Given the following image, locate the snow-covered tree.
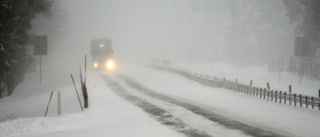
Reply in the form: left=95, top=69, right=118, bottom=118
left=283, top=0, right=320, bottom=57
left=0, top=0, right=52, bottom=97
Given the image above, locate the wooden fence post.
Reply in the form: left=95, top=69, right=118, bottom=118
left=243, top=85, right=249, bottom=94
left=221, top=80, right=224, bottom=88
left=235, top=79, right=238, bottom=92
left=264, top=88, right=266, bottom=99
left=234, top=83, right=237, bottom=91
left=223, top=77, right=225, bottom=88
left=243, top=85, right=245, bottom=94
left=225, top=82, right=228, bottom=89
left=267, top=82, right=270, bottom=90
left=241, top=85, right=243, bottom=93
left=231, top=82, right=233, bottom=91
left=271, top=90, right=273, bottom=101
left=279, top=91, right=282, bottom=104
left=260, top=88, right=262, bottom=98
left=311, top=97, right=314, bottom=109
left=275, top=90, right=278, bottom=103
left=293, top=94, right=297, bottom=106
left=244, top=85, right=246, bottom=93
left=252, top=87, right=255, bottom=96
left=284, top=92, right=287, bottom=104
left=214, top=76, right=217, bottom=87
left=305, top=96, right=308, bottom=108
left=299, top=94, right=302, bottom=107
left=289, top=85, right=292, bottom=106
left=249, top=81, right=252, bottom=95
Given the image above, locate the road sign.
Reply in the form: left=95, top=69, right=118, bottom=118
left=33, top=35, right=47, bottom=55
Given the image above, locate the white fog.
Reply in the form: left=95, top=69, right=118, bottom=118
left=1, top=1, right=320, bottom=137
left=30, top=0, right=295, bottom=66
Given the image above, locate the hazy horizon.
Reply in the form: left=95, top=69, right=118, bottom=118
left=30, top=0, right=296, bottom=67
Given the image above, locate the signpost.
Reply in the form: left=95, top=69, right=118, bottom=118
left=33, top=35, right=47, bottom=84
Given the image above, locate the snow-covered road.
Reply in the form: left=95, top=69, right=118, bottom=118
left=1, top=63, right=320, bottom=137
left=115, top=64, right=320, bottom=137
left=103, top=73, right=284, bottom=137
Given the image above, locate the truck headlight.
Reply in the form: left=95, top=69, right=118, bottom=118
left=94, top=62, right=98, bottom=68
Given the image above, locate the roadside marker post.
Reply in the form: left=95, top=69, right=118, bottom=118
left=45, top=91, right=54, bottom=117
left=71, top=74, right=84, bottom=111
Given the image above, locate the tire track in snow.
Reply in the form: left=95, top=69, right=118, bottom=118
left=116, top=74, right=286, bottom=137
left=113, top=77, right=253, bottom=137
left=102, top=75, right=211, bottom=137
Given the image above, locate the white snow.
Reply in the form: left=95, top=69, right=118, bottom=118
left=0, top=64, right=183, bottom=137
left=117, top=63, right=320, bottom=137
left=1, top=61, right=320, bottom=137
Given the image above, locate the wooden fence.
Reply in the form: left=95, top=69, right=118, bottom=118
left=154, top=66, right=320, bottom=110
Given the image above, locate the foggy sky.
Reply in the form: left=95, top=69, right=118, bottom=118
left=30, top=0, right=295, bottom=67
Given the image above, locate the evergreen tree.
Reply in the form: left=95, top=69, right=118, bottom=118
left=283, top=0, right=320, bottom=57
left=0, top=0, right=52, bottom=97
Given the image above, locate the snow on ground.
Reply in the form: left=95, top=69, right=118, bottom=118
left=1, top=61, right=320, bottom=137
left=117, top=63, right=320, bottom=137
left=0, top=63, right=184, bottom=137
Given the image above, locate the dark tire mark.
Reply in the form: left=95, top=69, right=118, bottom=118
left=102, top=75, right=211, bottom=137
left=116, top=74, right=286, bottom=137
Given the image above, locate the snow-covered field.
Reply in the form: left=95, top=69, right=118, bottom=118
left=1, top=61, right=320, bottom=137
left=0, top=63, right=183, bottom=137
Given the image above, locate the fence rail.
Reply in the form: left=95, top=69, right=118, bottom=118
left=153, top=66, right=320, bottom=110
